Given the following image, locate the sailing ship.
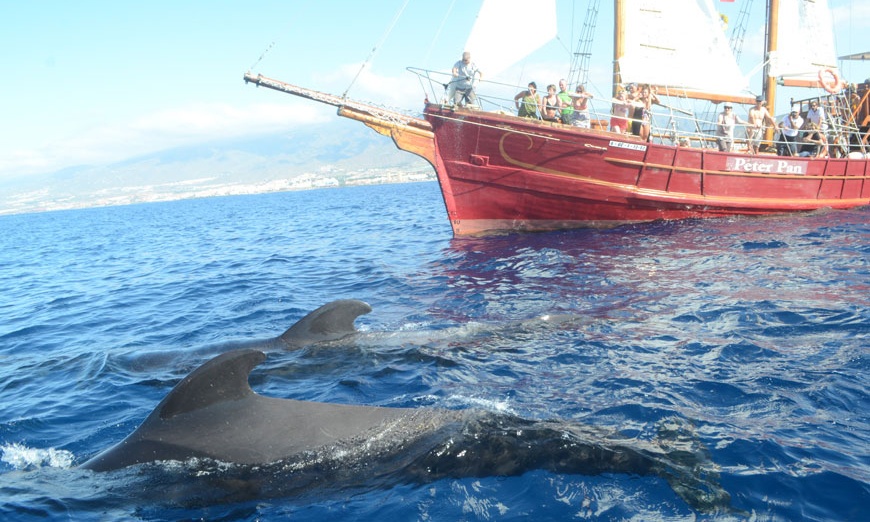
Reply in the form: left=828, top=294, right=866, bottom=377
left=245, top=0, right=870, bottom=236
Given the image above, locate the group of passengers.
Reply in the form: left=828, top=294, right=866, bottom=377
left=512, top=79, right=662, bottom=140
left=449, top=51, right=834, bottom=158
left=776, top=102, right=829, bottom=158
left=448, top=51, right=597, bottom=128
left=513, top=79, right=595, bottom=128
left=608, top=83, right=659, bottom=140
left=716, top=96, right=829, bottom=158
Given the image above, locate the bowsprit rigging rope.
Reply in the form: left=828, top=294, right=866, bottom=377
left=249, top=40, right=277, bottom=72
left=422, top=0, right=458, bottom=69
left=342, top=0, right=411, bottom=99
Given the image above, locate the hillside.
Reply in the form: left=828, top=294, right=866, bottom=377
left=0, top=120, right=433, bottom=215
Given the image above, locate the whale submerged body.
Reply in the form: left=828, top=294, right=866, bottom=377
left=201, top=298, right=594, bottom=353
left=83, top=348, right=730, bottom=511
left=119, top=298, right=599, bottom=375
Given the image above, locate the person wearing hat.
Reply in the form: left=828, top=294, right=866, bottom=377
left=716, top=102, right=748, bottom=152
left=747, top=96, right=776, bottom=154
left=778, top=106, right=804, bottom=156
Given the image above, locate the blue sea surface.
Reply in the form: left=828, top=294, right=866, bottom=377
left=0, top=181, right=867, bottom=520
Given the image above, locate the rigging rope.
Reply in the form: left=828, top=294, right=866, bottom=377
left=342, top=0, right=412, bottom=99
left=422, top=0, right=458, bottom=69
left=249, top=40, right=277, bottom=72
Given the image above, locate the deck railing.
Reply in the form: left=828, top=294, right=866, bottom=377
left=408, top=67, right=870, bottom=159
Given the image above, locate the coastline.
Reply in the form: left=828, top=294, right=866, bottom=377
left=0, top=165, right=434, bottom=216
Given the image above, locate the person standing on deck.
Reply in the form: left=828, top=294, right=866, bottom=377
left=514, top=82, right=541, bottom=119
left=610, top=89, right=631, bottom=134
left=571, top=84, right=594, bottom=128
left=541, top=84, right=562, bottom=122
left=451, top=52, right=481, bottom=107
left=716, top=104, right=747, bottom=152
left=557, top=79, right=574, bottom=124
left=637, top=84, right=659, bottom=141
left=627, top=83, right=643, bottom=136
left=747, top=96, right=776, bottom=154
left=778, top=108, right=804, bottom=156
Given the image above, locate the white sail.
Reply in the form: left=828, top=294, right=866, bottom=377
left=768, top=0, right=838, bottom=80
left=463, top=0, right=557, bottom=80
left=617, top=0, right=749, bottom=97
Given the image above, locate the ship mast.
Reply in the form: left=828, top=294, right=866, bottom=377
left=763, top=0, right=779, bottom=114
left=761, top=0, right=780, bottom=145
left=613, top=0, right=626, bottom=97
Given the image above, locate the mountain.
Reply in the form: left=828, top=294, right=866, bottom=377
left=0, top=120, right=433, bottom=215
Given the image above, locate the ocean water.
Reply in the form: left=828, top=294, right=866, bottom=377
left=0, top=181, right=867, bottom=521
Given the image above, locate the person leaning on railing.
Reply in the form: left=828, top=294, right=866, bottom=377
left=450, top=51, right=481, bottom=107
left=800, top=121, right=828, bottom=158
left=570, top=84, right=594, bottom=128
left=514, top=82, right=541, bottom=119
left=778, top=108, right=804, bottom=156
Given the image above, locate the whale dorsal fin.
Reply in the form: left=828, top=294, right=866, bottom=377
left=155, top=349, right=266, bottom=420
left=279, top=299, right=372, bottom=347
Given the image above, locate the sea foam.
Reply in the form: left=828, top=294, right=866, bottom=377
left=1, top=443, right=75, bottom=470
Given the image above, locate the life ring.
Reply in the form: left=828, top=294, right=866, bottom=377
left=818, top=68, right=841, bottom=94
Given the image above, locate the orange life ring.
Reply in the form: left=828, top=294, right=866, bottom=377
left=818, top=68, right=841, bottom=94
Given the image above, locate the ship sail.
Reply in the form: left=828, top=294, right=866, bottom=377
left=463, top=0, right=557, bottom=80
left=616, top=0, right=749, bottom=99
left=768, top=0, right=839, bottom=85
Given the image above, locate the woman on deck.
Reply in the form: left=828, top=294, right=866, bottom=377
left=610, top=90, right=631, bottom=134
left=637, top=84, right=659, bottom=141
left=514, top=82, right=541, bottom=119
left=541, top=84, right=561, bottom=123
left=571, top=84, right=594, bottom=128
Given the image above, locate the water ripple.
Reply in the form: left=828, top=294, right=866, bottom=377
left=0, top=185, right=867, bottom=520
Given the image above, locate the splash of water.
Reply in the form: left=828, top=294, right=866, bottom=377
left=1, top=443, right=75, bottom=470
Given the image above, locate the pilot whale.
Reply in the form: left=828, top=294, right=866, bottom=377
left=118, top=298, right=596, bottom=374
left=113, top=299, right=373, bottom=372
left=246, top=298, right=587, bottom=351
left=82, top=349, right=730, bottom=512
left=267, top=298, right=596, bottom=354
left=238, top=298, right=374, bottom=349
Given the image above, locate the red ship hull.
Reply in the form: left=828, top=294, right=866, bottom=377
left=424, top=104, right=870, bottom=236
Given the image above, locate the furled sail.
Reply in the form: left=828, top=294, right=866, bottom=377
left=768, top=0, right=838, bottom=83
left=617, top=0, right=749, bottom=98
left=463, top=0, right=557, bottom=80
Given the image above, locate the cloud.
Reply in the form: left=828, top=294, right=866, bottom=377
left=0, top=64, right=438, bottom=181
left=127, top=102, right=326, bottom=143
left=313, top=61, right=428, bottom=111
left=0, top=102, right=330, bottom=179
left=831, top=2, right=870, bottom=30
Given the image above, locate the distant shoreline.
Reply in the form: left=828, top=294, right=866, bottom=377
left=0, top=168, right=434, bottom=216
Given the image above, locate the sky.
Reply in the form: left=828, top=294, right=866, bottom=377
left=2, top=0, right=869, bottom=182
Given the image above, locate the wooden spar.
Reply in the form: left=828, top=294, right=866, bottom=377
left=243, top=72, right=435, bottom=166
left=764, top=0, right=780, bottom=113
left=761, top=0, right=780, bottom=145
left=651, top=87, right=757, bottom=106
left=336, top=106, right=436, bottom=166
left=613, top=0, right=625, bottom=97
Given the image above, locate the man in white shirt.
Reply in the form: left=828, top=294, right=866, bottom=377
left=778, top=109, right=804, bottom=156
left=806, top=100, right=826, bottom=130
